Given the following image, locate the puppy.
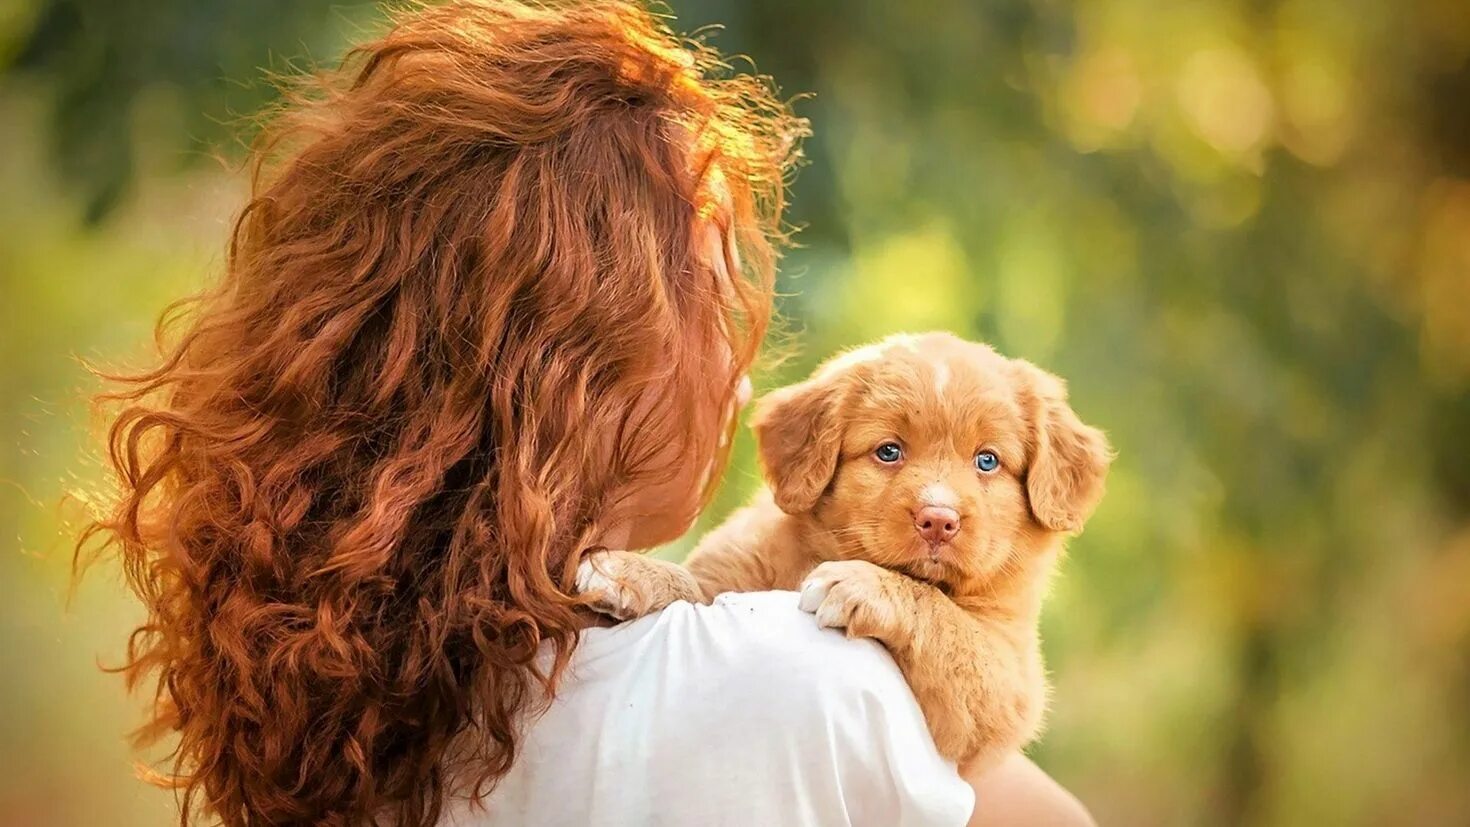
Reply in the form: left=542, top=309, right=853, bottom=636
left=579, top=332, right=1111, bottom=768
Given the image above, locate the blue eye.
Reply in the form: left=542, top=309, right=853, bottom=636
left=974, top=450, right=1000, bottom=473
left=875, top=442, right=903, bottom=463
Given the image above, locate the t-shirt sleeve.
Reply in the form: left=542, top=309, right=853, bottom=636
left=703, top=591, right=976, bottom=827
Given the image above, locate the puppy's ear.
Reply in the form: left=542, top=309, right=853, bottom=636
left=751, top=375, right=844, bottom=514
left=1019, top=364, right=1113, bottom=533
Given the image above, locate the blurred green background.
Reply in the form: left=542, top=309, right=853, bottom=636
left=3, top=0, right=1469, bottom=824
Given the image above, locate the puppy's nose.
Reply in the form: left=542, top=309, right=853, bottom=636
left=914, top=505, right=960, bottom=545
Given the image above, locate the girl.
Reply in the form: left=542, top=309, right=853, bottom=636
left=84, top=2, right=1090, bottom=825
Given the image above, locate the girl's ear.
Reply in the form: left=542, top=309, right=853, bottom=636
left=751, top=374, right=844, bottom=514
left=1018, top=363, right=1114, bottom=533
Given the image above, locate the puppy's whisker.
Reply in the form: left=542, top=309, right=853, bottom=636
left=828, top=525, right=891, bottom=541
left=830, top=521, right=892, bottom=535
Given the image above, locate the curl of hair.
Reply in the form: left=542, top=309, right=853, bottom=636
left=77, top=2, right=805, bottom=824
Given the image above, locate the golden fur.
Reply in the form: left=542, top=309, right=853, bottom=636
left=583, top=331, right=1112, bottom=767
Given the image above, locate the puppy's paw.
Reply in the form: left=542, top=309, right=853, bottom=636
left=576, top=550, right=704, bottom=622
left=799, top=560, right=911, bottom=643
left=576, top=553, right=638, bottom=621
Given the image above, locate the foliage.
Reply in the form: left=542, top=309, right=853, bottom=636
left=6, top=0, right=379, bottom=219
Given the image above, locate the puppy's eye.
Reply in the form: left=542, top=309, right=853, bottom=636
left=874, top=442, right=903, bottom=464
left=974, top=450, right=1000, bottom=473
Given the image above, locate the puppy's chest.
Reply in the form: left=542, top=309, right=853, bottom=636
left=760, top=513, right=918, bottom=593
left=742, top=513, right=844, bottom=591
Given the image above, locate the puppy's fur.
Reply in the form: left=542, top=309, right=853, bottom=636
left=582, top=332, right=1111, bottom=767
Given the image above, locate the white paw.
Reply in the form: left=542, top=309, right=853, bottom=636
left=798, top=560, right=899, bottom=637
left=798, top=576, right=831, bottom=614
left=576, top=552, right=638, bottom=621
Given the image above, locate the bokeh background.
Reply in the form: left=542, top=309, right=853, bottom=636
left=3, top=0, right=1469, bottom=824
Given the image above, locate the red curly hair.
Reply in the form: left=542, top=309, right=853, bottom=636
left=78, top=2, right=805, bottom=823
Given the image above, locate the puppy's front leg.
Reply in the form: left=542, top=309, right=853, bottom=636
left=799, top=560, right=1044, bottom=767
left=576, top=550, right=707, bottom=621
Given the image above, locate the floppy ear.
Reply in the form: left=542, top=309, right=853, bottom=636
left=751, top=375, right=844, bottom=514
left=1021, top=365, right=1113, bottom=533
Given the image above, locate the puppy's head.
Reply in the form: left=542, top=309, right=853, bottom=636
left=753, top=332, right=1112, bottom=590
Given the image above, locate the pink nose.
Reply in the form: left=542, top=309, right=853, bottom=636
left=914, top=506, right=960, bottom=545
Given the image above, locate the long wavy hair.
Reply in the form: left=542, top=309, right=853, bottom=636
left=77, top=2, right=805, bottom=823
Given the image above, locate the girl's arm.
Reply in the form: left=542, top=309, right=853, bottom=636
left=965, top=753, right=1097, bottom=827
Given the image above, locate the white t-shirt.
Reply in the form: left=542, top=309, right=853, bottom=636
left=443, top=590, right=974, bottom=827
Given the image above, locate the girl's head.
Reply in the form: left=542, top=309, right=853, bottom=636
left=82, top=2, right=805, bottom=824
